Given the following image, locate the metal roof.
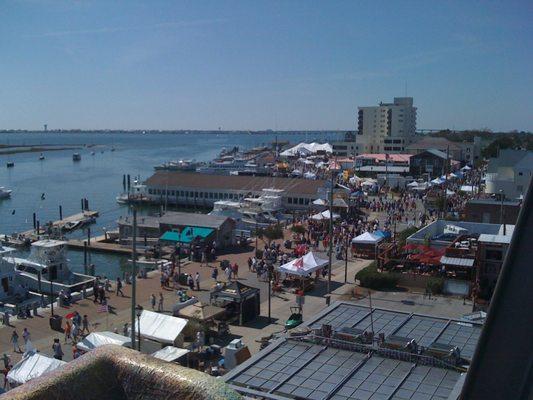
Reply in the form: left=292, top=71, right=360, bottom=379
left=225, top=301, right=481, bottom=400
left=477, top=234, right=512, bottom=244
left=440, top=256, right=475, bottom=267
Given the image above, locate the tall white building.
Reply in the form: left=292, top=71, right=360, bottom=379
left=356, top=97, right=417, bottom=154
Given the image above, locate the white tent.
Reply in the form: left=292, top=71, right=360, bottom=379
left=310, top=210, right=340, bottom=221
left=135, top=310, right=188, bottom=345
left=461, top=165, right=472, bottom=171
left=312, top=198, right=327, bottom=206
left=76, top=331, right=131, bottom=352
left=151, top=346, right=190, bottom=362
left=446, top=189, right=455, bottom=196
left=407, top=181, right=419, bottom=188
left=303, top=171, right=317, bottom=180
left=7, top=353, right=66, bottom=386
left=280, top=142, right=333, bottom=157
left=349, top=175, right=362, bottom=184
left=277, top=252, right=329, bottom=276
left=352, top=232, right=383, bottom=244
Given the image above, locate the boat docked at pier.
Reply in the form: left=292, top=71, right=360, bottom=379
left=208, top=188, right=286, bottom=229
left=154, top=159, right=201, bottom=171
left=0, top=246, right=29, bottom=303
left=0, top=187, right=12, bottom=199
left=4, top=240, right=94, bottom=296
left=116, top=178, right=150, bottom=204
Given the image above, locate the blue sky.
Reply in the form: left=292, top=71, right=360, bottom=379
left=1, top=1, right=532, bottom=131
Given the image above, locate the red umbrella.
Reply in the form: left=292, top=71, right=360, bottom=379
left=65, top=312, right=76, bottom=319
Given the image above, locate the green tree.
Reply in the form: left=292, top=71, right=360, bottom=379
left=258, top=224, right=284, bottom=245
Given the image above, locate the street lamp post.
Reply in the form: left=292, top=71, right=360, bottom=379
left=135, top=305, right=143, bottom=351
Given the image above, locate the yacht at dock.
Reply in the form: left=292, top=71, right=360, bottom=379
left=0, top=187, right=12, bottom=199
left=4, top=240, right=95, bottom=296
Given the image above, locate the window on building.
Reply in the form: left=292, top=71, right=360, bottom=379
left=288, top=197, right=293, bottom=204
left=519, top=172, right=523, bottom=176
left=299, top=198, right=304, bottom=205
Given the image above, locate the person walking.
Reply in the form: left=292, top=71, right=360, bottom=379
left=150, top=294, right=156, bottom=310
left=81, top=315, right=90, bottom=335
left=232, top=262, right=239, bottom=279
left=157, top=292, right=164, bottom=312
left=2, top=354, right=10, bottom=370
left=116, top=278, right=124, bottom=297
left=195, top=272, right=200, bottom=291
left=10, top=331, right=22, bottom=353
left=225, top=265, right=232, bottom=282
left=211, top=267, right=219, bottom=282
left=52, top=339, right=64, bottom=360
left=22, top=328, right=30, bottom=345
left=64, top=320, right=72, bottom=343
left=187, top=274, right=194, bottom=290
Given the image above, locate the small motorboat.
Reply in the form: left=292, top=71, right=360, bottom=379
left=39, top=154, right=45, bottom=160
left=91, top=151, right=95, bottom=156
left=72, top=153, right=81, bottom=161
left=62, top=220, right=83, bottom=232
left=6, top=162, right=14, bottom=168
left=0, top=187, right=12, bottom=199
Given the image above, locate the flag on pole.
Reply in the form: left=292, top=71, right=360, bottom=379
left=97, top=304, right=108, bottom=313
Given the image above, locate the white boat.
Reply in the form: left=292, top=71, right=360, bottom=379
left=0, top=187, right=12, bottom=199
left=39, top=154, right=45, bottom=160
left=0, top=246, right=29, bottom=302
left=208, top=188, right=285, bottom=229
left=154, top=159, right=200, bottom=171
left=116, top=179, right=149, bottom=204
left=4, top=240, right=95, bottom=296
left=73, top=153, right=81, bottom=161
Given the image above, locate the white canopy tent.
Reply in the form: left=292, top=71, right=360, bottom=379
left=7, top=353, right=66, bottom=386
left=76, top=331, right=132, bottom=352
left=134, top=310, right=189, bottom=345
left=151, top=346, right=190, bottom=362
left=277, top=252, right=329, bottom=276
left=461, top=165, right=472, bottom=171
left=310, top=210, right=340, bottom=221
left=352, top=232, right=383, bottom=245
left=280, top=142, right=333, bottom=157
left=407, top=181, right=419, bottom=188
left=312, top=198, right=327, bottom=206
left=460, top=185, right=476, bottom=193
left=446, top=189, right=455, bottom=196
left=303, top=171, right=317, bottom=180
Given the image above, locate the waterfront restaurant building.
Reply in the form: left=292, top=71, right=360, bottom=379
left=143, top=171, right=328, bottom=210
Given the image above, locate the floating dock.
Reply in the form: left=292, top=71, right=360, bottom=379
left=1, top=210, right=99, bottom=247
left=67, top=234, right=146, bottom=255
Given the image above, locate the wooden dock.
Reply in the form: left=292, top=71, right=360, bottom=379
left=67, top=234, right=145, bottom=255
left=1, top=210, right=99, bottom=247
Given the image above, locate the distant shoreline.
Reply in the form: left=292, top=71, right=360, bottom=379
left=0, top=145, right=83, bottom=155
left=0, top=130, right=342, bottom=135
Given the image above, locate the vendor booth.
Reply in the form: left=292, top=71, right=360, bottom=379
left=310, top=210, right=340, bottom=221
left=352, top=232, right=383, bottom=258
left=210, top=281, right=260, bottom=325
left=134, top=310, right=189, bottom=347
left=7, top=353, right=66, bottom=387
left=76, top=331, right=131, bottom=353
left=151, top=346, right=190, bottom=364
left=277, top=251, right=329, bottom=291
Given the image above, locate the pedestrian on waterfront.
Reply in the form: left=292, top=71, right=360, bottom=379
left=225, top=266, right=232, bottom=281
left=22, top=328, right=30, bottom=345
left=52, top=339, right=64, bottom=361
left=195, top=272, right=200, bottom=291
left=158, top=292, right=164, bottom=312
left=232, top=263, right=239, bottom=279
left=2, top=354, right=10, bottom=370
left=99, top=286, right=106, bottom=304
left=123, top=323, right=129, bottom=337
left=116, top=278, right=124, bottom=297
left=104, top=276, right=111, bottom=292
left=93, top=281, right=99, bottom=303
left=187, top=274, right=194, bottom=290
left=72, top=323, right=79, bottom=343
left=72, top=345, right=81, bottom=359
left=10, top=331, right=22, bottom=353
left=73, top=311, right=82, bottom=327
left=64, top=320, right=72, bottom=343
left=211, top=267, right=219, bottom=282
left=150, top=294, right=156, bottom=310
left=247, top=257, right=252, bottom=271
left=82, top=315, right=90, bottom=335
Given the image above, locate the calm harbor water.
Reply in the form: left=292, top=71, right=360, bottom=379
left=0, top=131, right=341, bottom=279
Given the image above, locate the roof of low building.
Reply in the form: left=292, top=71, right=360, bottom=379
left=145, top=171, right=326, bottom=195
left=160, top=226, right=215, bottom=243
left=478, top=233, right=512, bottom=244
left=407, top=136, right=467, bottom=151
left=159, top=211, right=230, bottom=229
left=440, top=256, right=475, bottom=267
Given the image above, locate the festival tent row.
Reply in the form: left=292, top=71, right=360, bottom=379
left=351, top=232, right=384, bottom=258
left=7, top=353, right=66, bottom=387
left=277, top=251, right=329, bottom=277
left=76, top=331, right=131, bottom=352
left=280, top=142, right=333, bottom=157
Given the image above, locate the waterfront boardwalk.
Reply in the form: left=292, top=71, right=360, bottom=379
left=0, top=227, right=472, bottom=369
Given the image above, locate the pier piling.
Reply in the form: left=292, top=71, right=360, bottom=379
left=59, top=205, right=63, bottom=220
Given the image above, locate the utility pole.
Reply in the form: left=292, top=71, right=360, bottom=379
left=344, top=234, right=348, bottom=283
left=131, top=207, right=137, bottom=350
left=327, top=168, right=334, bottom=301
